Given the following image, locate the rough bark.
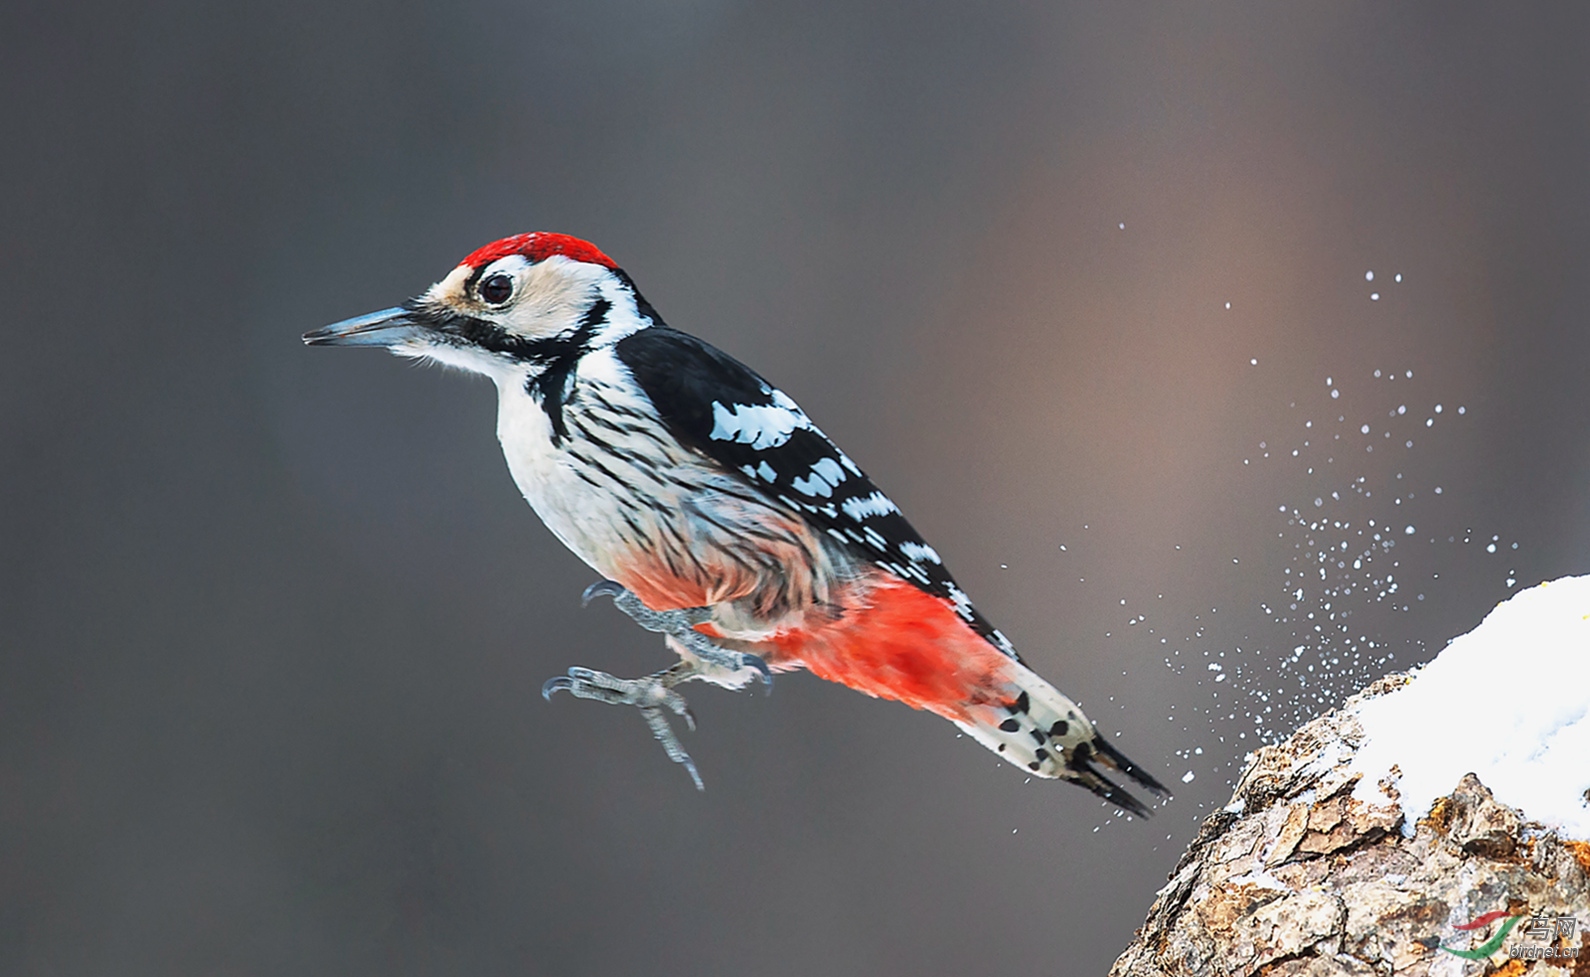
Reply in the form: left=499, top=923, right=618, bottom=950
left=1109, top=674, right=1590, bottom=976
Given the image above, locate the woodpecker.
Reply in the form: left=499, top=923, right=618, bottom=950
left=305, top=232, right=1169, bottom=815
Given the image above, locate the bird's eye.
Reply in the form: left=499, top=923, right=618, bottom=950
left=480, top=273, right=514, bottom=305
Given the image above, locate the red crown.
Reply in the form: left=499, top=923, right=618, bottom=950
left=460, top=232, right=617, bottom=271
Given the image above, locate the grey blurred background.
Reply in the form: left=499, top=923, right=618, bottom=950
left=3, top=3, right=1589, bottom=974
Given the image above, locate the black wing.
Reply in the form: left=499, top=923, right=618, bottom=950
left=613, top=326, right=1020, bottom=662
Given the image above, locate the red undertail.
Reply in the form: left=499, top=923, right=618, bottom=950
left=765, top=574, right=1019, bottom=722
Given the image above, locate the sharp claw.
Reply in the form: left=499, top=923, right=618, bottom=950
left=655, top=687, right=693, bottom=721
left=581, top=579, right=626, bottom=606
left=640, top=705, right=705, bottom=790
left=543, top=666, right=706, bottom=784
left=742, top=653, right=774, bottom=694
left=552, top=582, right=769, bottom=788
left=583, top=582, right=718, bottom=639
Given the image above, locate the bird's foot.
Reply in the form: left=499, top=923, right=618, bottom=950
left=550, top=582, right=775, bottom=787
left=582, top=579, right=772, bottom=692
left=542, top=664, right=704, bottom=790
left=581, top=579, right=710, bottom=632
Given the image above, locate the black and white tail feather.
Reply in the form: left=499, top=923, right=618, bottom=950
left=961, top=662, right=1171, bottom=818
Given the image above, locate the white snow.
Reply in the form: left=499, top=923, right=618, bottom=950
left=1350, top=575, right=1590, bottom=840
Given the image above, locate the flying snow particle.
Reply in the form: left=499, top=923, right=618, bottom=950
left=1182, top=770, right=1196, bottom=784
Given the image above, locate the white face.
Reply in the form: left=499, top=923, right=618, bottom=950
left=304, top=240, right=638, bottom=382
left=426, top=253, right=615, bottom=341
left=383, top=252, right=620, bottom=378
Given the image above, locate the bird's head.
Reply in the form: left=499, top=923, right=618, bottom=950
left=304, top=232, right=654, bottom=377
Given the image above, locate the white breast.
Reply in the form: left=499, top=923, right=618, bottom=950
left=494, top=380, right=581, bottom=547
left=491, top=349, right=695, bottom=578
left=492, top=347, right=849, bottom=625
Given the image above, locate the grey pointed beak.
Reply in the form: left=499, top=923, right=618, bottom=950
left=303, top=307, right=428, bottom=347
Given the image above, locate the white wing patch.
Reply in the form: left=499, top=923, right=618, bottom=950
left=840, top=490, right=899, bottom=521
left=898, top=540, right=942, bottom=565
left=790, top=475, right=827, bottom=497
left=741, top=460, right=778, bottom=482
left=944, top=581, right=976, bottom=622
left=709, top=389, right=812, bottom=450
left=811, top=457, right=845, bottom=485
left=791, top=456, right=848, bottom=498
